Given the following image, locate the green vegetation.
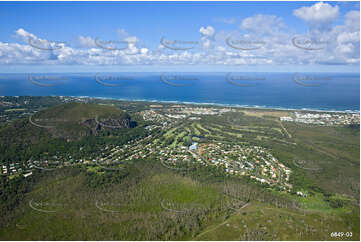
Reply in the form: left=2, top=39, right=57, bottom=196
left=0, top=102, right=145, bottom=164
left=1, top=160, right=358, bottom=240
left=0, top=97, right=359, bottom=240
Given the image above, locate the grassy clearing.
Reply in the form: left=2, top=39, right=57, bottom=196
left=191, top=123, right=201, bottom=136
left=170, top=131, right=187, bottom=148
left=195, top=201, right=359, bottom=241
left=196, top=123, right=211, bottom=134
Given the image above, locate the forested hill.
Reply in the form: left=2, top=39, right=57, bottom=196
left=0, top=102, right=136, bottom=143
left=0, top=102, right=144, bottom=163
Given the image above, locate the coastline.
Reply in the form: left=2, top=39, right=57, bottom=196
left=71, top=95, right=360, bottom=114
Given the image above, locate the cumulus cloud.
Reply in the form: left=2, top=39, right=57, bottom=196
left=199, top=26, right=216, bottom=49
left=293, top=1, right=340, bottom=33
left=344, top=10, right=360, bottom=31
left=15, top=28, right=37, bottom=42
left=0, top=9, right=358, bottom=69
left=117, top=28, right=138, bottom=43
left=241, top=14, right=285, bottom=35
left=330, top=10, right=360, bottom=63
left=200, top=26, right=215, bottom=37
left=78, top=36, right=96, bottom=48
left=0, top=3, right=357, bottom=68
left=293, top=2, right=339, bottom=24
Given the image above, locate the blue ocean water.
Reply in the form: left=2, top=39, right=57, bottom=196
left=0, top=72, right=359, bottom=112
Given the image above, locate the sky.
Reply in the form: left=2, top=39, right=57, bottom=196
left=0, top=1, right=359, bottom=73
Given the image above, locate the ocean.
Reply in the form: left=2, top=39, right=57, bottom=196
left=0, top=72, right=359, bottom=112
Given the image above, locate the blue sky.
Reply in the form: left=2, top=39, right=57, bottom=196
left=0, top=1, right=359, bottom=72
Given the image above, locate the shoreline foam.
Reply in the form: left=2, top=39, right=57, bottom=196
left=68, top=95, right=360, bottom=114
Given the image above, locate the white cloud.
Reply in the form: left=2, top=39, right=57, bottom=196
left=241, top=14, right=285, bottom=35
left=78, top=36, right=96, bottom=48
left=293, top=2, right=339, bottom=24
left=0, top=18, right=358, bottom=67
left=124, top=36, right=138, bottom=44
left=337, top=32, right=359, bottom=44
left=15, top=28, right=37, bottom=42
left=344, top=10, right=360, bottom=31
left=199, top=26, right=216, bottom=49
left=200, top=26, right=215, bottom=37
left=117, top=28, right=138, bottom=43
